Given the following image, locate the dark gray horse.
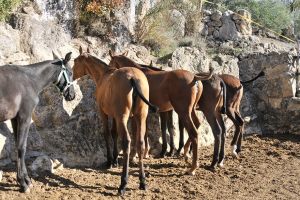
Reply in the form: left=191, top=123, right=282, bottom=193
left=0, top=52, right=75, bottom=193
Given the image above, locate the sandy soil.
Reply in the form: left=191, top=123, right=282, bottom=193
left=0, top=133, right=299, bottom=200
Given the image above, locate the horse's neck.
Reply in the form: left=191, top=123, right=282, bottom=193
left=26, top=61, right=59, bottom=93
left=85, top=59, right=111, bottom=84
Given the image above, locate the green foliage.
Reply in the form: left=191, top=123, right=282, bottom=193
left=213, top=0, right=292, bottom=33
left=136, top=0, right=200, bottom=57
left=0, top=0, right=21, bottom=21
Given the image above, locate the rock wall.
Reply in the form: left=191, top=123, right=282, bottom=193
left=239, top=52, right=300, bottom=135
left=1, top=1, right=299, bottom=169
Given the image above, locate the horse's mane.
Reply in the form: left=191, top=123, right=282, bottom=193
left=89, top=54, right=110, bottom=67
left=139, top=64, right=165, bottom=72
left=117, top=55, right=164, bottom=72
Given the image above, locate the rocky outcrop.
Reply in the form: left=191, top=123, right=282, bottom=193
left=203, top=9, right=252, bottom=41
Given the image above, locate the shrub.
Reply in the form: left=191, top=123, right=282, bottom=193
left=0, top=0, right=21, bottom=21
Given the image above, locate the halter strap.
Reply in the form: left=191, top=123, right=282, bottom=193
left=54, top=60, right=73, bottom=93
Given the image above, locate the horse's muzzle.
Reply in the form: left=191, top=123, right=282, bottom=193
left=63, top=85, right=76, bottom=101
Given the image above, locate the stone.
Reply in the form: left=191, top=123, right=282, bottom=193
left=211, top=10, right=222, bottom=21
left=219, top=11, right=240, bottom=41
left=30, top=155, right=54, bottom=174
left=170, top=47, right=210, bottom=72
left=169, top=9, right=186, bottom=38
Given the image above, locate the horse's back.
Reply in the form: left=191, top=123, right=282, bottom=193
left=98, top=67, right=149, bottom=117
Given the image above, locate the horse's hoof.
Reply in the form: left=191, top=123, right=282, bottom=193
left=28, top=183, right=34, bottom=189
left=231, top=145, right=239, bottom=158
left=144, top=153, right=150, bottom=159
left=166, top=150, right=175, bottom=157
left=105, top=162, right=112, bottom=169
left=112, top=161, right=118, bottom=168
left=157, top=152, right=166, bottom=158
left=139, top=182, right=147, bottom=190
left=208, top=165, right=217, bottom=172
left=218, top=159, right=225, bottom=168
left=21, top=186, right=30, bottom=193
left=185, top=169, right=196, bottom=176
left=118, top=188, right=126, bottom=196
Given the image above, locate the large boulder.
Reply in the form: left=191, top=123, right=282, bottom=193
left=218, top=11, right=240, bottom=41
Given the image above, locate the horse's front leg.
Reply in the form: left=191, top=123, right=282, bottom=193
left=166, top=110, right=175, bottom=157
left=159, top=112, right=168, bottom=158
left=12, top=116, right=32, bottom=193
left=99, top=111, right=113, bottom=169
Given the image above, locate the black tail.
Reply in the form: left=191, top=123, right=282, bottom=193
left=240, top=71, right=265, bottom=84
left=130, top=78, right=159, bottom=113
left=220, top=79, right=227, bottom=114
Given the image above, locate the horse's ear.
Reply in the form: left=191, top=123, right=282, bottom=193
left=149, top=60, right=153, bottom=67
left=109, top=50, right=114, bottom=58
left=52, top=51, right=60, bottom=59
left=122, top=50, right=128, bottom=56
left=64, top=52, right=72, bottom=64
left=79, top=46, right=83, bottom=55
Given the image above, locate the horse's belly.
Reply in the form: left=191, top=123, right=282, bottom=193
left=0, top=95, right=21, bottom=122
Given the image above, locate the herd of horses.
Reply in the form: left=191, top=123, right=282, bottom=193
left=0, top=47, right=264, bottom=195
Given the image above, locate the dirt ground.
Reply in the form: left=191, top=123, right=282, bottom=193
left=0, top=133, right=299, bottom=200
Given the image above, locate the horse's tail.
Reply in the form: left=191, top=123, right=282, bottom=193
left=240, top=70, right=265, bottom=84
left=220, top=78, right=227, bottom=114
left=194, top=68, right=214, bottom=81
left=130, top=78, right=159, bottom=113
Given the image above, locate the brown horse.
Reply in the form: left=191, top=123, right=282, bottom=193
left=73, top=47, right=157, bottom=195
left=179, top=71, right=265, bottom=169
left=144, top=63, right=227, bottom=169
left=108, top=51, right=214, bottom=175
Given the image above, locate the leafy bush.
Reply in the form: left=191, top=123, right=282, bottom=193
left=0, top=0, right=21, bottom=21
left=136, top=0, right=200, bottom=57
left=216, top=0, right=292, bottom=33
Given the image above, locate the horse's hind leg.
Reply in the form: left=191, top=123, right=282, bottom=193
left=179, top=112, right=199, bottom=175
left=13, top=115, right=32, bottom=193
left=117, top=120, right=131, bottom=195
left=205, top=113, right=222, bottom=170
left=159, top=112, right=168, bottom=158
left=111, top=119, right=118, bottom=167
left=99, top=111, right=113, bottom=169
left=227, top=108, right=244, bottom=157
left=176, top=118, right=185, bottom=155
left=216, top=114, right=226, bottom=167
left=133, top=115, right=147, bottom=190
left=166, top=110, right=175, bottom=156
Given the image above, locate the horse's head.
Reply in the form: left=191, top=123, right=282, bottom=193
left=52, top=51, right=75, bottom=101
left=73, top=46, right=91, bottom=80
left=108, top=50, right=130, bottom=69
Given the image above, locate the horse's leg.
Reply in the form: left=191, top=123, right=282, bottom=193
left=226, top=108, right=244, bottom=158
left=130, top=118, right=137, bottom=163
left=216, top=113, right=226, bottom=167
left=179, top=111, right=199, bottom=176
left=111, top=118, right=118, bottom=167
left=144, top=127, right=150, bottom=159
left=176, top=118, right=185, bottom=156
left=166, top=110, right=175, bottom=157
left=159, top=112, right=168, bottom=158
left=133, top=115, right=147, bottom=190
left=235, top=111, right=244, bottom=154
left=117, top=119, right=131, bottom=195
left=205, top=112, right=222, bottom=170
left=99, top=111, right=113, bottom=169
left=13, top=115, right=32, bottom=193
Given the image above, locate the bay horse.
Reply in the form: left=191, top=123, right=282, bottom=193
left=108, top=51, right=214, bottom=176
left=0, top=52, right=75, bottom=193
left=179, top=71, right=265, bottom=169
left=72, top=47, right=157, bottom=195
